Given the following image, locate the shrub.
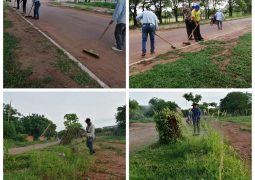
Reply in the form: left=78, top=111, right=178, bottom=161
left=154, top=108, right=183, bottom=144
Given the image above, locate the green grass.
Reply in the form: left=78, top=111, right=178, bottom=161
left=130, top=127, right=250, bottom=179
left=217, top=116, right=251, bottom=127
left=4, top=144, right=94, bottom=180
left=4, top=139, right=56, bottom=149
left=96, top=135, right=126, bottom=144
left=55, top=49, right=100, bottom=88
left=130, top=33, right=251, bottom=88
left=130, top=117, right=154, bottom=123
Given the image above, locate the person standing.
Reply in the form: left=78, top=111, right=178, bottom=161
left=17, top=0, right=20, bottom=10
left=190, top=103, right=202, bottom=135
left=22, top=0, right=27, bottom=14
left=136, top=4, right=159, bottom=57
left=191, top=5, right=204, bottom=42
left=85, top=118, right=95, bottom=155
left=33, top=0, right=40, bottom=20
left=109, top=0, right=126, bottom=52
left=183, top=4, right=193, bottom=40
left=215, top=10, right=225, bottom=30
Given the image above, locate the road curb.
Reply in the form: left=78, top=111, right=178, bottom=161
left=13, top=8, right=110, bottom=88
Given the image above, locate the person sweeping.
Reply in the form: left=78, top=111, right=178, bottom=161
left=136, top=4, right=159, bottom=57
left=189, top=103, right=202, bottom=136
left=85, top=118, right=95, bottom=155
left=109, top=0, right=126, bottom=52
left=191, top=5, right=204, bottom=42
left=183, top=4, right=193, bottom=40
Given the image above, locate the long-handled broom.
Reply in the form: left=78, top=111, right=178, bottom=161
left=82, top=23, right=112, bottom=58
left=155, top=33, right=176, bottom=49
left=25, top=3, right=34, bottom=18
left=183, top=24, right=198, bottom=45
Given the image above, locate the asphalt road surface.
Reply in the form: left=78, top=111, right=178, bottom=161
left=130, top=17, right=251, bottom=64
left=16, top=0, right=125, bottom=88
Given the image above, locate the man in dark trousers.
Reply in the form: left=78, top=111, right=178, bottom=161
left=191, top=5, right=204, bottom=42
left=22, top=0, right=27, bottom=14
left=17, top=0, right=20, bottom=9
left=109, top=0, right=126, bottom=52
left=136, top=4, right=159, bottom=57
left=183, top=4, right=193, bottom=40
left=85, top=118, right=95, bottom=155
left=189, top=103, right=202, bottom=135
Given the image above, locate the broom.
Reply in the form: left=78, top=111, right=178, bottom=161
left=183, top=24, right=198, bottom=45
left=25, top=3, right=34, bottom=18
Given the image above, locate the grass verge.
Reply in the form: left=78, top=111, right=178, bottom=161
left=4, top=139, right=56, bottom=149
left=130, top=33, right=251, bottom=88
left=4, top=144, right=94, bottom=180
left=130, top=127, right=250, bottom=179
left=217, top=116, right=251, bottom=127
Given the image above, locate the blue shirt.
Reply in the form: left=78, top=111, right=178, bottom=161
left=136, top=10, right=159, bottom=28
left=215, top=11, right=225, bottom=21
left=112, top=0, right=126, bottom=24
left=190, top=108, right=201, bottom=120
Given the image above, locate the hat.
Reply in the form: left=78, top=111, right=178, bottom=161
left=85, top=118, right=91, bottom=123
left=195, top=5, right=200, bottom=10
left=145, top=4, right=151, bottom=10
left=192, top=103, right=198, bottom=106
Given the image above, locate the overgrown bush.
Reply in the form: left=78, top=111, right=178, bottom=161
left=154, top=108, right=183, bottom=144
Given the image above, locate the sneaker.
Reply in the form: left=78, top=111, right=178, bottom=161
left=112, top=46, right=123, bottom=52
left=141, top=53, right=146, bottom=57
left=198, top=38, right=204, bottom=41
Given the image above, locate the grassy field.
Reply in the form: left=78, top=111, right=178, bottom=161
left=130, top=121, right=251, bottom=179
left=130, top=33, right=251, bottom=88
left=4, top=144, right=94, bottom=180
left=217, top=116, right=251, bottom=127
left=130, top=117, right=154, bottom=123
left=4, top=139, right=56, bottom=149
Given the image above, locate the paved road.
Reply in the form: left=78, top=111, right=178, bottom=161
left=9, top=141, right=60, bottom=155
left=129, top=123, right=158, bottom=152
left=16, top=0, right=125, bottom=88
left=130, top=18, right=251, bottom=64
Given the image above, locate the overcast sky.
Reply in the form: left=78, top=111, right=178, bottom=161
left=130, top=90, right=251, bottom=109
left=4, top=92, right=126, bottom=131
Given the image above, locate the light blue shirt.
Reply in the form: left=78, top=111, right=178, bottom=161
left=215, top=11, right=225, bottom=21
left=112, top=0, right=126, bottom=24
left=136, top=10, right=159, bottom=28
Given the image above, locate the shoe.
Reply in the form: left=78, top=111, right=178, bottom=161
left=141, top=53, right=146, bottom=57
left=198, top=38, right=204, bottom=41
left=112, top=46, right=123, bottom=52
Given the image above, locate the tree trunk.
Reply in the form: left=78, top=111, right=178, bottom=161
left=174, top=7, right=178, bottom=22
left=229, top=0, right=233, bottom=17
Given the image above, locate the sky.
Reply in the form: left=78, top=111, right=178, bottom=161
left=130, top=90, right=251, bottom=109
left=4, top=92, right=126, bottom=131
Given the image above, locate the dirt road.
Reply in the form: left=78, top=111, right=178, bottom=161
left=8, top=141, right=60, bottom=155
left=129, top=123, right=158, bottom=152
left=130, top=17, right=251, bottom=64
left=211, top=121, right=251, bottom=167
left=84, top=140, right=125, bottom=179
left=15, top=0, right=125, bottom=88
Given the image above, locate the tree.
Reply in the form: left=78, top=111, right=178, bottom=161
left=220, top=92, right=251, bottom=115
left=64, top=113, right=82, bottom=129
left=116, top=105, right=126, bottom=129
left=130, top=0, right=142, bottom=27
left=183, top=93, right=202, bottom=104
left=129, top=99, right=140, bottom=111
left=149, top=97, right=179, bottom=113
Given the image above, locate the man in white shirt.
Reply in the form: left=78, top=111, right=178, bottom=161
left=215, top=10, right=225, bottom=30
left=136, top=4, right=159, bottom=57
left=85, top=118, right=95, bottom=154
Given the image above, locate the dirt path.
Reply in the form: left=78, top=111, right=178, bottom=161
left=8, top=141, right=60, bottom=155
left=211, top=121, right=251, bottom=167
left=84, top=141, right=125, bottom=179
left=13, top=0, right=125, bottom=88
left=129, top=123, right=158, bottom=152
left=130, top=17, right=251, bottom=65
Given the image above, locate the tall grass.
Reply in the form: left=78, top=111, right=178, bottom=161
left=4, top=144, right=94, bottom=180
left=130, top=124, right=250, bottom=179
